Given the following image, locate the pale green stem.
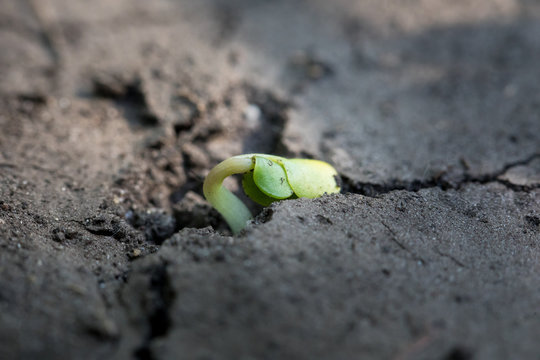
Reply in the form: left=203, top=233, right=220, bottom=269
left=203, top=155, right=255, bottom=234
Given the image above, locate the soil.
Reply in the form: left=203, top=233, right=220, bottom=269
left=0, top=1, right=539, bottom=359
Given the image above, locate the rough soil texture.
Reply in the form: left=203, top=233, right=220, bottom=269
left=0, top=0, right=539, bottom=359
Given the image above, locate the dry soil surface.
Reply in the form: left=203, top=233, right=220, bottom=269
left=0, top=1, right=539, bottom=359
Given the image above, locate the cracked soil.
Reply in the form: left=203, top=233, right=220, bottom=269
left=0, top=1, right=539, bottom=359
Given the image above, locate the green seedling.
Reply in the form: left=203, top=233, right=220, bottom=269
left=203, top=154, right=340, bottom=234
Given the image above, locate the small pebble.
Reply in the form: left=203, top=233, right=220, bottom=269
left=243, top=104, right=261, bottom=126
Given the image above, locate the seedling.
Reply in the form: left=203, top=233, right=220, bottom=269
left=203, top=154, right=340, bottom=234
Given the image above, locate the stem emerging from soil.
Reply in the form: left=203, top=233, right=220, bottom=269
left=203, top=155, right=255, bottom=234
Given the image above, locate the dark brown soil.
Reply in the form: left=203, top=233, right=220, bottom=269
left=0, top=1, right=539, bottom=359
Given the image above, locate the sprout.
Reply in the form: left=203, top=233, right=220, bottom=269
left=203, top=154, right=340, bottom=234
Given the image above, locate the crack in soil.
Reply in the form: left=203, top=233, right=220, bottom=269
left=434, top=249, right=466, bottom=268
left=381, top=220, right=426, bottom=264
left=133, top=262, right=175, bottom=360
left=342, top=153, right=540, bottom=197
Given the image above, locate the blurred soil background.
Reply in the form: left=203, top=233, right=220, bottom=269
left=0, top=0, right=539, bottom=359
